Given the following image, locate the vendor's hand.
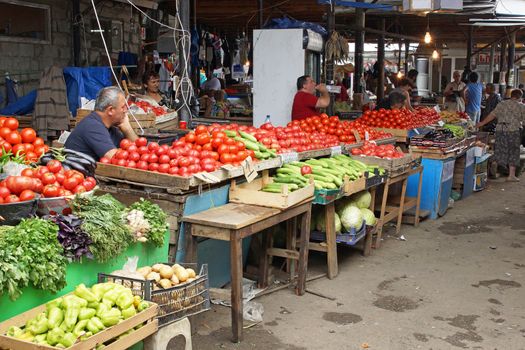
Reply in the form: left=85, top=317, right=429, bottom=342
left=316, top=83, right=328, bottom=93
left=118, top=113, right=133, bottom=131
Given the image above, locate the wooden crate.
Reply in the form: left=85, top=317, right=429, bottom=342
left=350, top=153, right=418, bottom=172
left=343, top=176, right=366, bottom=195
left=76, top=109, right=156, bottom=131
left=229, top=172, right=314, bottom=209
left=0, top=293, right=158, bottom=350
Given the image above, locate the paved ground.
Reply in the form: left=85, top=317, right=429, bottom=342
left=186, top=178, right=524, bottom=350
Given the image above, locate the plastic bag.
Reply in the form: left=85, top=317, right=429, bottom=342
left=110, top=256, right=145, bottom=288
left=243, top=301, right=264, bottom=322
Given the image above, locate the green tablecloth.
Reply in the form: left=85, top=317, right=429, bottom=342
left=0, top=231, right=170, bottom=322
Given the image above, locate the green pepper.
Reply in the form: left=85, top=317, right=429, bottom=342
left=46, top=298, right=63, bottom=313
left=100, top=308, right=122, bottom=327
left=86, top=319, right=100, bottom=334
left=137, top=301, right=150, bottom=312
left=74, top=283, right=98, bottom=302
left=115, top=290, right=134, bottom=310
left=15, top=331, right=34, bottom=342
left=92, top=283, right=112, bottom=300
left=34, top=334, right=47, bottom=344
left=101, top=289, right=120, bottom=307
left=29, top=317, right=49, bottom=335
left=96, top=303, right=109, bottom=317
left=59, top=332, right=77, bottom=348
left=80, top=331, right=93, bottom=341
left=25, top=317, right=36, bottom=330
left=47, top=327, right=65, bottom=346
left=6, top=326, right=23, bottom=338
left=64, top=306, right=80, bottom=331
left=121, top=305, right=137, bottom=319
left=90, top=316, right=105, bottom=331
left=35, top=312, right=47, bottom=321
left=47, top=307, right=64, bottom=329
left=59, top=320, right=69, bottom=331
left=63, top=295, right=88, bottom=309
left=87, top=301, right=100, bottom=309
left=78, top=307, right=96, bottom=320
left=73, top=319, right=88, bottom=337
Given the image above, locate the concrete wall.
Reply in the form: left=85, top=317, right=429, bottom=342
left=0, top=0, right=141, bottom=96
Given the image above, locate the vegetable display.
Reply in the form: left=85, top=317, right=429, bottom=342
left=350, top=142, right=406, bottom=159
left=356, top=107, right=440, bottom=129
left=0, top=117, right=49, bottom=163
left=136, top=263, right=198, bottom=289
left=439, top=110, right=469, bottom=123
left=71, top=194, right=133, bottom=263
left=39, top=148, right=98, bottom=178
left=4, top=282, right=151, bottom=348
left=443, top=124, right=465, bottom=138
left=127, top=199, right=168, bottom=247
left=131, top=99, right=168, bottom=117
left=0, top=218, right=67, bottom=301
left=45, top=214, right=94, bottom=262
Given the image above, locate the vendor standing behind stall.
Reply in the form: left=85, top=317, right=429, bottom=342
left=65, top=87, right=137, bottom=160
left=375, top=90, right=407, bottom=110
left=291, top=75, right=330, bottom=120
left=476, top=89, right=525, bottom=182
left=143, top=71, right=172, bottom=108
left=443, top=71, right=466, bottom=112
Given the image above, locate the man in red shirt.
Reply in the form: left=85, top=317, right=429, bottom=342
left=291, top=75, right=330, bottom=120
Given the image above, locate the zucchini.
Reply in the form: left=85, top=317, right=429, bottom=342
left=224, top=130, right=238, bottom=137
left=239, top=130, right=258, bottom=143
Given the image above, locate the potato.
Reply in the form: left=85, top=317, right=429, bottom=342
left=174, top=268, right=189, bottom=282
left=152, top=264, right=167, bottom=272
left=170, top=274, right=180, bottom=285
left=137, top=266, right=152, bottom=278
left=159, top=279, right=172, bottom=289
left=146, top=271, right=161, bottom=282
left=159, top=266, right=174, bottom=279
left=171, top=264, right=182, bottom=270
left=186, top=268, right=196, bottom=278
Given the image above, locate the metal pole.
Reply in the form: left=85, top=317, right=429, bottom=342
left=404, top=40, right=410, bottom=74
left=326, top=2, right=335, bottom=115
left=507, top=31, right=516, bottom=87
left=353, top=0, right=365, bottom=94
left=397, top=40, right=402, bottom=73
left=178, top=0, right=192, bottom=124
left=258, top=0, right=264, bottom=28
left=488, top=44, right=495, bottom=84
left=72, top=0, right=81, bottom=66
left=377, top=19, right=385, bottom=100
left=466, top=26, right=473, bottom=70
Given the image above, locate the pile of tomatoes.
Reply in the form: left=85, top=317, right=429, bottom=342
left=0, top=117, right=49, bottom=163
left=131, top=100, right=167, bottom=117
left=356, top=107, right=440, bottom=130
left=0, top=160, right=96, bottom=204
left=100, top=125, right=257, bottom=177
left=350, top=142, right=405, bottom=159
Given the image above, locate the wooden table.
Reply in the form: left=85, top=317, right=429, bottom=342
left=182, top=201, right=312, bottom=343
left=371, top=166, right=423, bottom=248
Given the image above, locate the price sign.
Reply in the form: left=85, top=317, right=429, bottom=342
left=279, top=152, right=299, bottom=165
left=437, top=120, right=445, bottom=127
left=364, top=131, right=370, bottom=140
left=242, top=156, right=258, bottom=182
left=466, top=148, right=475, bottom=167
left=330, top=145, right=342, bottom=156
left=442, top=160, right=455, bottom=183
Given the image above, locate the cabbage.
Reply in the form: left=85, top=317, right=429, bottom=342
left=340, top=206, right=363, bottom=231
left=314, top=211, right=341, bottom=233
left=360, top=208, right=377, bottom=226
left=334, top=212, right=342, bottom=233
left=335, top=197, right=356, bottom=217
left=352, top=191, right=372, bottom=209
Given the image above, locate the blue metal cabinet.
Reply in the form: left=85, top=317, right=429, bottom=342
left=460, top=148, right=475, bottom=199
left=177, top=184, right=251, bottom=288
left=407, top=157, right=456, bottom=219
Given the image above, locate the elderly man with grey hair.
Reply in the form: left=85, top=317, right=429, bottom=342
left=65, top=86, right=138, bottom=160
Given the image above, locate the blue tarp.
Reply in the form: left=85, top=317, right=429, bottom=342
left=63, top=67, right=112, bottom=116
left=264, top=17, right=328, bottom=37
left=0, top=89, right=37, bottom=115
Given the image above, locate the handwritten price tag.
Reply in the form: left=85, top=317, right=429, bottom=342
left=242, top=156, right=257, bottom=182
left=330, top=146, right=342, bottom=157
left=279, top=152, right=299, bottom=165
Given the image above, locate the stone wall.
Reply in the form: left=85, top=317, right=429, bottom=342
left=0, top=0, right=141, bottom=96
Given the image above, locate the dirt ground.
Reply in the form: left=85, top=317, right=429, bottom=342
left=183, top=178, right=524, bottom=350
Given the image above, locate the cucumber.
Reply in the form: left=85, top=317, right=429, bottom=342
left=262, top=187, right=283, bottom=193
left=309, top=174, right=335, bottom=183
left=273, top=176, right=305, bottom=186
left=239, top=130, right=258, bottom=143
left=224, top=130, right=238, bottom=137
left=277, top=168, right=299, bottom=175
left=290, top=161, right=311, bottom=167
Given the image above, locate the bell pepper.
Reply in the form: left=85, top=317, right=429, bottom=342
left=121, top=305, right=137, bottom=319
left=100, top=308, right=122, bottom=327
left=86, top=319, right=100, bottom=334
left=133, top=295, right=141, bottom=308
left=137, top=301, right=150, bottom=312
left=25, top=318, right=36, bottom=330
left=96, top=303, right=109, bottom=318
left=87, top=301, right=100, bottom=309
left=78, top=307, right=96, bottom=320
left=6, top=326, right=23, bottom=338
left=74, top=283, right=98, bottom=303
left=15, top=331, right=34, bottom=342
left=80, top=331, right=93, bottom=341
left=46, top=298, right=63, bottom=313
left=29, top=316, right=49, bottom=335
left=59, top=332, right=77, bottom=348
left=101, top=289, right=120, bottom=307
left=116, top=290, right=134, bottom=310
left=34, top=334, right=47, bottom=344
left=90, top=316, right=105, bottom=331
left=64, top=306, right=80, bottom=331
left=63, top=295, right=88, bottom=309
left=92, top=283, right=112, bottom=300
left=73, top=319, right=88, bottom=337
left=47, top=327, right=65, bottom=346
left=47, top=307, right=64, bottom=329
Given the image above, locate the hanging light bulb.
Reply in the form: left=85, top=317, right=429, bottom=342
left=432, top=49, right=439, bottom=60
left=424, top=31, right=432, bottom=44
left=397, top=71, right=404, bottom=79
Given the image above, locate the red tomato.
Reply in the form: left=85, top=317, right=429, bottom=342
left=127, top=144, right=138, bottom=153
left=155, top=147, right=167, bottom=156
left=0, top=127, right=11, bottom=140
left=148, top=154, right=159, bottom=164
left=136, top=161, right=149, bottom=171
left=46, top=160, right=63, bottom=173
left=168, top=167, right=179, bottom=175
left=195, top=125, right=208, bottom=135
left=6, top=131, right=21, bottom=145
left=41, top=173, right=57, bottom=185
left=115, top=150, right=129, bottom=160
left=211, top=138, right=224, bottom=149
left=158, top=163, right=170, bottom=173
left=34, top=145, right=49, bottom=156
left=120, top=139, right=132, bottom=150
left=20, top=128, right=36, bottom=143
left=42, top=184, right=59, bottom=198
left=4, top=117, right=19, bottom=130
left=137, top=146, right=149, bottom=155
left=116, top=159, right=127, bottom=167
left=19, top=189, right=36, bottom=201
left=5, top=176, right=34, bottom=195
left=55, top=172, right=65, bottom=185
left=63, top=176, right=81, bottom=191
left=196, top=133, right=210, bottom=146
left=73, top=185, right=87, bottom=194
left=147, top=142, right=160, bottom=152
left=178, top=157, right=191, bottom=167
left=11, top=144, right=26, bottom=155
left=220, top=153, right=233, bottom=164
left=135, top=137, right=147, bottom=147
left=185, top=133, right=196, bottom=143
left=148, top=163, right=159, bottom=172
left=100, top=157, right=110, bottom=164
left=128, top=151, right=140, bottom=162
left=32, top=179, right=43, bottom=193
left=0, top=186, right=10, bottom=198
left=4, top=195, right=20, bottom=203
left=127, top=160, right=137, bottom=168
left=33, top=137, right=45, bottom=146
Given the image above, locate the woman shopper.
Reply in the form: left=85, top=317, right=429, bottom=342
left=476, top=89, right=525, bottom=182
left=443, top=71, right=466, bottom=112
left=465, top=72, right=483, bottom=123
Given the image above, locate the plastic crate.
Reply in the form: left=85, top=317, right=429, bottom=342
left=364, top=168, right=388, bottom=189
left=312, top=187, right=343, bottom=205
left=98, top=263, right=210, bottom=328
left=0, top=199, right=38, bottom=225
left=310, top=221, right=366, bottom=246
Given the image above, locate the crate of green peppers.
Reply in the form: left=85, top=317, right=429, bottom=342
left=0, top=282, right=158, bottom=349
